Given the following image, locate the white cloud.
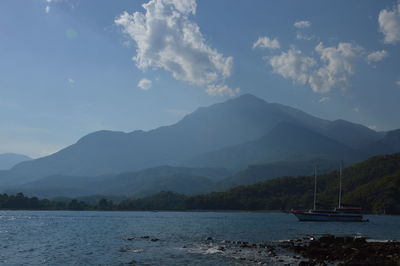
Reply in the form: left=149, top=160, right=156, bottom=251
left=137, top=78, right=152, bottom=90
left=296, top=32, right=315, bottom=41
left=379, top=2, right=400, bottom=44
left=115, top=0, right=237, bottom=96
left=396, top=80, right=400, bottom=86
left=367, top=50, right=389, bottom=63
left=368, top=125, right=377, bottom=130
left=206, top=84, right=240, bottom=97
left=253, top=36, right=280, bottom=49
left=353, top=107, right=360, bottom=113
left=319, top=96, right=330, bottom=103
left=267, top=42, right=363, bottom=93
left=269, top=49, right=316, bottom=85
left=309, top=42, right=363, bottom=93
left=294, top=20, right=311, bottom=29
left=45, top=5, right=50, bottom=13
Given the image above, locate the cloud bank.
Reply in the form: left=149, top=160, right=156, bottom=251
left=115, top=0, right=238, bottom=96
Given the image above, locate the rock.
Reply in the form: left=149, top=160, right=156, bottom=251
left=205, top=237, right=213, bottom=241
left=140, top=236, right=150, bottom=239
left=150, top=238, right=160, bottom=242
left=319, top=235, right=335, bottom=243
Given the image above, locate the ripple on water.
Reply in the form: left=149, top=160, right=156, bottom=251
left=0, top=211, right=399, bottom=265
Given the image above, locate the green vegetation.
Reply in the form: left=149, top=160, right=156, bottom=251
left=0, top=193, right=90, bottom=210
left=1, top=153, right=400, bottom=214
left=186, top=153, right=400, bottom=213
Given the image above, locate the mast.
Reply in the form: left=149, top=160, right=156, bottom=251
left=313, top=166, right=317, bottom=210
left=338, top=161, right=342, bottom=208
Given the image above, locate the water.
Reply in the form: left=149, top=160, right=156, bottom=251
left=0, top=211, right=399, bottom=265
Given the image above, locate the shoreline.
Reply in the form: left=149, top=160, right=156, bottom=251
left=1, top=208, right=397, bottom=215
left=185, top=235, right=400, bottom=265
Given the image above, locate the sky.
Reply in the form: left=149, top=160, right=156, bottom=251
left=0, top=0, right=400, bottom=158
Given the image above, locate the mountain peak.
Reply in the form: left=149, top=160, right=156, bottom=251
left=232, top=93, right=267, bottom=104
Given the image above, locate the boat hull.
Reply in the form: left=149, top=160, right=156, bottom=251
left=292, top=211, right=366, bottom=222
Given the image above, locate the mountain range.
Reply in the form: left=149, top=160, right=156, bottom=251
left=0, top=153, right=31, bottom=170
left=1, top=94, right=399, bottom=198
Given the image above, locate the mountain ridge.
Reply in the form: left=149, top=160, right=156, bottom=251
left=0, top=94, right=389, bottom=188
left=0, top=153, right=31, bottom=170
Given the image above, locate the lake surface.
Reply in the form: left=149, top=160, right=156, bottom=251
left=1, top=211, right=399, bottom=265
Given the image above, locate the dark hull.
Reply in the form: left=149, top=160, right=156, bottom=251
left=292, top=211, right=367, bottom=222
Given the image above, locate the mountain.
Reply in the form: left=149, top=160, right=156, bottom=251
left=6, top=166, right=230, bottom=198
left=0, top=94, right=385, bottom=186
left=185, top=123, right=359, bottom=170
left=0, top=153, right=31, bottom=170
left=365, top=129, right=400, bottom=156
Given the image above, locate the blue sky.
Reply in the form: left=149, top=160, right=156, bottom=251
left=0, top=0, right=399, bottom=158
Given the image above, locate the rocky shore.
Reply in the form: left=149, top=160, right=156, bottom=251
left=280, top=235, right=400, bottom=265
left=187, top=235, right=400, bottom=265
left=121, top=234, right=400, bottom=265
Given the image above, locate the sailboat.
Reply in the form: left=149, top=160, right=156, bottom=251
left=291, top=164, right=368, bottom=222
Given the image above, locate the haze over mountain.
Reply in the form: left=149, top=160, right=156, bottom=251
left=6, top=166, right=231, bottom=198
left=1, top=94, right=398, bottom=197
left=185, top=123, right=359, bottom=170
left=0, top=153, right=31, bottom=170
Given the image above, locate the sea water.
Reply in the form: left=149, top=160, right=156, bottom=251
left=0, top=211, right=399, bottom=265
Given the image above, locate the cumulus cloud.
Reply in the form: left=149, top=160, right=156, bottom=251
left=319, top=96, right=330, bottom=103
left=310, top=42, right=363, bottom=92
left=137, top=78, right=152, bottom=90
left=115, top=0, right=238, bottom=97
left=294, top=20, right=312, bottom=29
left=396, top=80, right=400, bottom=86
left=379, top=2, right=400, bottom=44
left=269, top=49, right=316, bottom=85
left=367, top=50, right=389, bottom=63
left=353, top=107, right=360, bottom=113
left=267, top=42, right=363, bottom=93
left=45, top=5, right=50, bottom=13
left=253, top=36, right=280, bottom=49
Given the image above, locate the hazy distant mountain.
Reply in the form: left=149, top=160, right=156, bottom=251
left=0, top=153, right=31, bottom=170
left=0, top=94, right=387, bottom=186
left=365, top=129, right=400, bottom=156
left=212, top=159, right=343, bottom=191
left=185, top=123, right=359, bottom=170
left=6, top=166, right=230, bottom=198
